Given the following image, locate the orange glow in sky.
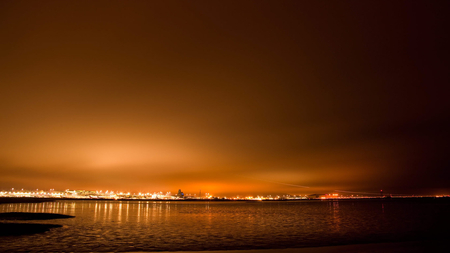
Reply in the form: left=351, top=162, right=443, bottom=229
left=0, top=1, right=449, bottom=196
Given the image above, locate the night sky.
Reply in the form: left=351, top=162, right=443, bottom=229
left=1, top=1, right=449, bottom=196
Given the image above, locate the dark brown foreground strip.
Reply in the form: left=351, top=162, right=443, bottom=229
left=160, top=240, right=447, bottom=253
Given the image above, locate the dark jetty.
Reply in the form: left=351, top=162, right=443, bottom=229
left=0, top=223, right=62, bottom=236
left=0, top=212, right=74, bottom=236
left=0, top=212, right=75, bottom=220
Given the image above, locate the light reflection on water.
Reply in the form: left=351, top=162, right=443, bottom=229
left=0, top=199, right=449, bottom=252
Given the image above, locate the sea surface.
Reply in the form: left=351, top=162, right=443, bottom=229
left=0, top=199, right=449, bottom=252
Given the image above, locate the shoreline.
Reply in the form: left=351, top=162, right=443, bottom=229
left=1, top=196, right=448, bottom=204
left=161, top=240, right=447, bottom=253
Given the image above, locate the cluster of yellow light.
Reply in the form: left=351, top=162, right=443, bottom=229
left=0, top=189, right=181, bottom=200
left=0, top=191, right=63, bottom=197
left=2, top=189, right=443, bottom=199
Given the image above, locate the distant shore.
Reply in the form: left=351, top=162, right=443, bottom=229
left=1, top=196, right=448, bottom=204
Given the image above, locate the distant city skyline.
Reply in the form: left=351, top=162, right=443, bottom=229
left=4, top=187, right=445, bottom=200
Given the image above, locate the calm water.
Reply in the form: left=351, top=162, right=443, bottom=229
left=0, top=199, right=449, bottom=252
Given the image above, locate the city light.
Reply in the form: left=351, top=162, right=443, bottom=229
left=1, top=188, right=444, bottom=200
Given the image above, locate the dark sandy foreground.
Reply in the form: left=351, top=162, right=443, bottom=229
left=163, top=240, right=447, bottom=253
